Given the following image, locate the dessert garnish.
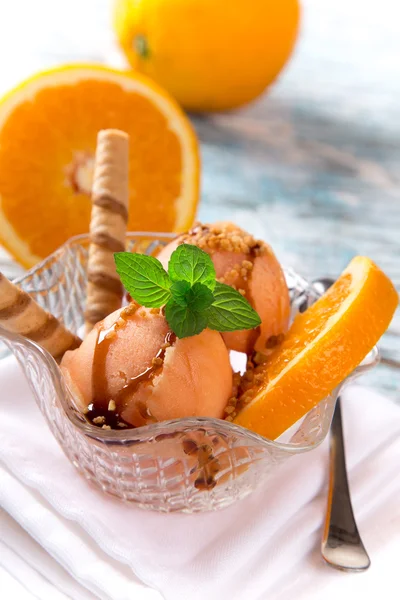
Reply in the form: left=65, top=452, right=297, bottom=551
left=233, top=256, right=399, bottom=439
left=85, top=129, right=129, bottom=333
left=115, top=243, right=262, bottom=339
left=0, top=272, right=81, bottom=361
left=1, top=124, right=396, bottom=444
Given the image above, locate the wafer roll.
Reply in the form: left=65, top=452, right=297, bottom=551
left=0, top=272, right=81, bottom=361
left=85, top=129, right=129, bottom=333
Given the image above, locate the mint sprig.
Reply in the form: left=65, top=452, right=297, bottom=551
left=165, top=300, right=208, bottom=339
left=114, top=244, right=261, bottom=339
left=182, top=283, right=214, bottom=312
left=168, top=243, right=216, bottom=289
left=170, top=280, right=191, bottom=306
left=115, top=253, right=171, bottom=308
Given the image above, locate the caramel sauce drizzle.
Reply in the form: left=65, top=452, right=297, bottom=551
left=111, top=330, right=176, bottom=409
left=87, top=306, right=176, bottom=429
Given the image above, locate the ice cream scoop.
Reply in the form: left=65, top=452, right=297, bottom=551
left=157, top=222, right=290, bottom=354
left=61, top=303, right=233, bottom=428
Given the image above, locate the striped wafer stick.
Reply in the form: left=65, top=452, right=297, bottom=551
left=0, top=272, right=81, bottom=361
left=85, top=129, right=129, bottom=333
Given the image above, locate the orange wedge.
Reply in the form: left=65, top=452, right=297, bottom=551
left=0, top=65, right=200, bottom=268
left=234, top=256, right=398, bottom=439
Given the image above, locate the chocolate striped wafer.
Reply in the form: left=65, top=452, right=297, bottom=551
left=0, top=272, right=81, bottom=361
left=85, top=129, right=130, bottom=333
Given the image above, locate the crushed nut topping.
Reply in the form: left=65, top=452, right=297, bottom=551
left=121, top=302, right=139, bottom=318
left=180, top=221, right=267, bottom=256
left=223, top=352, right=272, bottom=422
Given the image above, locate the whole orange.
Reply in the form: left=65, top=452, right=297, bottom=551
left=113, top=0, right=300, bottom=112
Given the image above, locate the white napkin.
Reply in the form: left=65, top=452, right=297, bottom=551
left=0, top=508, right=93, bottom=600
left=0, top=355, right=399, bottom=600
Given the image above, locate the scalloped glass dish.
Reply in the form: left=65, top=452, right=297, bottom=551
left=0, top=234, right=379, bottom=513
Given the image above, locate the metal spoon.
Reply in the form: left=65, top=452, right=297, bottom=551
left=312, top=278, right=371, bottom=571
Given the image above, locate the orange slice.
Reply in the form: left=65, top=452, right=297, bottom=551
left=0, top=64, right=200, bottom=268
left=234, top=256, right=398, bottom=439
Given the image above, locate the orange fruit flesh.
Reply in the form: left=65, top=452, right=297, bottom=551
left=0, top=66, right=199, bottom=267
left=234, top=257, right=399, bottom=440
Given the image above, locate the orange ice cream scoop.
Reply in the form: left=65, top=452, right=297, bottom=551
left=61, top=304, right=233, bottom=428
left=158, top=222, right=290, bottom=355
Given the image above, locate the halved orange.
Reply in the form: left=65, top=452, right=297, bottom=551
left=0, top=64, right=200, bottom=268
left=234, top=256, right=398, bottom=439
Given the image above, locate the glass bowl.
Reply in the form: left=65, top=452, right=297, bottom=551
left=0, top=234, right=378, bottom=513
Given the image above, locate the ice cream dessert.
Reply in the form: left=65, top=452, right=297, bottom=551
left=59, top=226, right=398, bottom=440
left=61, top=226, right=262, bottom=428
left=62, top=303, right=233, bottom=428
left=157, top=222, right=290, bottom=354
left=1, top=128, right=397, bottom=446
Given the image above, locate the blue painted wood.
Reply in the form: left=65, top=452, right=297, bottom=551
left=194, top=109, right=400, bottom=395
left=191, top=0, right=400, bottom=396
left=0, top=0, right=398, bottom=396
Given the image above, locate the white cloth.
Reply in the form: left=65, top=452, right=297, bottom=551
left=0, top=509, right=89, bottom=600
left=0, top=355, right=399, bottom=600
left=0, top=563, right=37, bottom=600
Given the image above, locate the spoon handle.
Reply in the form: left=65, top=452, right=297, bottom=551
left=321, top=397, right=371, bottom=571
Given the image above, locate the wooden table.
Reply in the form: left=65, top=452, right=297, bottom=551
left=194, top=0, right=400, bottom=396
left=0, top=0, right=399, bottom=396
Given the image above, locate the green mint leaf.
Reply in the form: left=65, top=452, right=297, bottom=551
left=168, top=244, right=216, bottom=290
left=165, top=298, right=207, bottom=338
left=170, top=281, right=214, bottom=311
left=114, top=252, right=171, bottom=308
left=186, top=282, right=214, bottom=311
left=206, top=282, right=261, bottom=332
left=170, top=280, right=191, bottom=307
